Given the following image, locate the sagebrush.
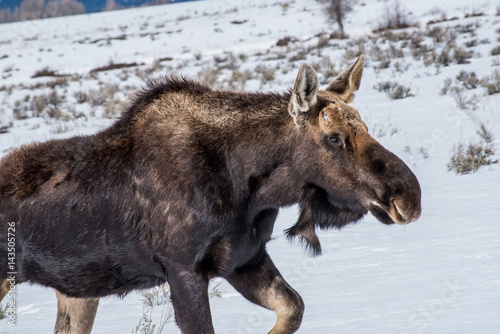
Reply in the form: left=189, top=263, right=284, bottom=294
left=448, top=141, right=498, bottom=174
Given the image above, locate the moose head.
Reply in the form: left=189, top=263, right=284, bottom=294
left=286, top=55, right=422, bottom=254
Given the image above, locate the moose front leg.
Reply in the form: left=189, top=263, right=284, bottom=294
left=54, top=290, right=99, bottom=334
left=227, top=253, right=304, bottom=334
left=168, top=269, right=214, bottom=334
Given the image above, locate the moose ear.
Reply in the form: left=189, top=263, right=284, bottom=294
left=289, top=63, right=319, bottom=125
left=327, top=54, right=364, bottom=103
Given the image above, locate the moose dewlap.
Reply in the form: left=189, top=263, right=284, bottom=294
left=0, top=55, right=421, bottom=334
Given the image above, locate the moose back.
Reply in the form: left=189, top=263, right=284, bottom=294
left=0, top=55, right=421, bottom=334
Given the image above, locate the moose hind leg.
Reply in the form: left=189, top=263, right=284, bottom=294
left=54, top=290, right=99, bottom=334
left=227, top=252, right=304, bottom=334
left=0, top=279, right=9, bottom=301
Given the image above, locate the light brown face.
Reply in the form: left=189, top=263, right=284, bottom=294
left=289, top=56, right=421, bottom=226
left=316, top=91, right=368, bottom=146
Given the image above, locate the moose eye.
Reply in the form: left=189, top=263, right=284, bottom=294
left=329, top=135, right=341, bottom=144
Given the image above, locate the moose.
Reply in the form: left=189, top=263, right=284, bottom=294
left=0, top=55, right=421, bottom=333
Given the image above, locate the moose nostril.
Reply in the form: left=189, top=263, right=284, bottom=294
left=393, top=197, right=421, bottom=222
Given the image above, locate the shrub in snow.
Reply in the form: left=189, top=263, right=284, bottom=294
left=477, top=123, right=495, bottom=144
left=436, top=47, right=452, bottom=67
left=456, top=70, right=480, bottom=89
left=0, top=303, right=7, bottom=319
left=481, top=69, right=500, bottom=95
left=490, top=46, right=500, bottom=56
left=448, top=143, right=498, bottom=174
left=31, top=66, right=58, bottom=78
left=452, top=47, right=472, bottom=64
left=375, top=81, right=414, bottom=99
left=448, top=124, right=498, bottom=174
left=440, top=77, right=453, bottom=95
left=449, top=86, right=477, bottom=110
left=374, top=0, right=414, bottom=32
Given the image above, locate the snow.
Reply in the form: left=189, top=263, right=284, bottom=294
left=1, top=0, right=500, bottom=333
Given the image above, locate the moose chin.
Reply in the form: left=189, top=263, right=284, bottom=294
left=0, top=54, right=421, bottom=334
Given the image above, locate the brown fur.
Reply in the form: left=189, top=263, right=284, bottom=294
left=0, top=55, right=420, bottom=333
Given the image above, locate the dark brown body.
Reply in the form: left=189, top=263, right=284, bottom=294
left=0, top=56, right=421, bottom=333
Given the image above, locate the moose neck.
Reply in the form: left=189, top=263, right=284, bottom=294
left=224, top=94, right=303, bottom=209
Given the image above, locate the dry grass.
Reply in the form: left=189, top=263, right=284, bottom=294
left=133, top=283, right=221, bottom=334
left=449, top=86, right=477, bottom=110
left=477, top=123, right=495, bottom=144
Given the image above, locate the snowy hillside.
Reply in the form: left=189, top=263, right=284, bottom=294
left=1, top=0, right=500, bottom=333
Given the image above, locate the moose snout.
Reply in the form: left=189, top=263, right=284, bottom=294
left=366, top=143, right=422, bottom=226
left=388, top=157, right=422, bottom=225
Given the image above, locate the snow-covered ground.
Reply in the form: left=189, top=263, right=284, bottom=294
left=1, top=0, right=500, bottom=333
